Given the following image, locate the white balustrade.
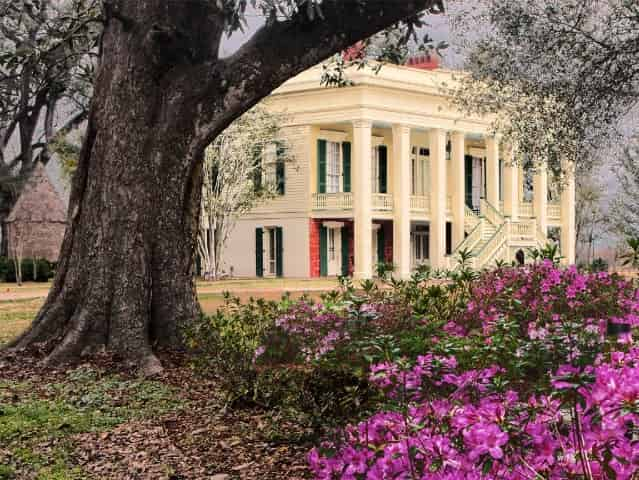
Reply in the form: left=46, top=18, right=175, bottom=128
left=410, top=195, right=430, bottom=213
left=547, top=202, right=561, bottom=221
left=312, top=192, right=353, bottom=210
left=519, top=202, right=534, bottom=217
left=372, top=194, right=393, bottom=211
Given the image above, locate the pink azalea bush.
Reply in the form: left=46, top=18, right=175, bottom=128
left=310, top=350, right=639, bottom=479
left=305, top=263, right=639, bottom=479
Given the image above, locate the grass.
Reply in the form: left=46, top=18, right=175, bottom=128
left=0, top=367, right=184, bottom=479
left=0, top=278, right=338, bottom=348
left=0, top=298, right=42, bottom=346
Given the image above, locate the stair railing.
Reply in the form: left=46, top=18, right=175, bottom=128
left=480, top=198, right=505, bottom=227
left=448, top=221, right=483, bottom=268
left=474, top=223, right=508, bottom=268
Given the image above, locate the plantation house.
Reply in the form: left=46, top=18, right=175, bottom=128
left=222, top=60, right=576, bottom=279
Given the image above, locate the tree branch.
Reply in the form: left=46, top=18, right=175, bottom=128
left=182, top=0, right=443, bottom=145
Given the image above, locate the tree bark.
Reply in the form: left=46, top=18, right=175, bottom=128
left=6, top=0, right=441, bottom=374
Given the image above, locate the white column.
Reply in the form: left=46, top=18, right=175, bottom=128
left=450, top=132, right=465, bottom=248
left=533, top=164, right=548, bottom=235
left=429, top=129, right=447, bottom=268
left=502, top=145, right=519, bottom=221
left=486, top=136, right=500, bottom=208
left=561, top=161, right=576, bottom=264
left=353, top=120, right=373, bottom=279
left=392, top=124, right=411, bottom=279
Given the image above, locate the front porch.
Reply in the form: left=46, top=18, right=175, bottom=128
left=307, top=120, right=575, bottom=277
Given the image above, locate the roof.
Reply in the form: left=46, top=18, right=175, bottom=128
left=5, top=163, right=67, bottom=224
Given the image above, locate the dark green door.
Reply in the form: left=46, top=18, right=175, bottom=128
left=255, top=228, right=263, bottom=277
left=319, top=226, right=328, bottom=277
left=275, top=227, right=283, bottom=277
left=465, top=155, right=473, bottom=208
left=341, top=226, right=350, bottom=276
left=378, top=145, right=388, bottom=193
left=342, top=142, right=351, bottom=193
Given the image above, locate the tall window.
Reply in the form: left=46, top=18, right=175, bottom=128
left=268, top=228, right=276, bottom=275
left=371, top=146, right=380, bottom=193
left=327, top=141, right=341, bottom=193
left=411, top=147, right=429, bottom=195
left=262, top=143, right=277, bottom=187
left=411, top=224, right=430, bottom=267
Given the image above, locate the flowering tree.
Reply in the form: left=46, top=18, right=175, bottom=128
left=198, top=107, right=291, bottom=280
left=449, top=0, right=639, bottom=177
left=610, top=137, right=639, bottom=240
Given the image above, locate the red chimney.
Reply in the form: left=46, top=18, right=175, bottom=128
left=342, top=41, right=366, bottom=62
left=406, top=52, right=440, bottom=70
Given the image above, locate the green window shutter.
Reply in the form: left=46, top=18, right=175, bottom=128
left=275, top=227, right=283, bottom=277
left=377, top=227, right=385, bottom=264
left=255, top=228, right=264, bottom=277
left=465, top=155, right=473, bottom=208
left=319, top=226, right=328, bottom=277
left=342, top=142, right=351, bottom=193
left=378, top=145, right=388, bottom=194
left=276, top=159, right=285, bottom=196
left=317, top=140, right=327, bottom=194
left=341, top=226, right=350, bottom=276
left=253, top=147, right=262, bottom=192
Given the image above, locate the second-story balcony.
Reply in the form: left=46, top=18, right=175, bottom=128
left=312, top=192, right=394, bottom=212
left=312, top=193, right=455, bottom=216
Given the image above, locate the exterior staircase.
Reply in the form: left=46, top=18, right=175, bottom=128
left=448, top=200, right=550, bottom=270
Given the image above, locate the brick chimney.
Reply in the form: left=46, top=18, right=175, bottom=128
left=406, top=51, right=441, bottom=70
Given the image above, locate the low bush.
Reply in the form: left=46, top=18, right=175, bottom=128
left=2, top=258, right=55, bottom=282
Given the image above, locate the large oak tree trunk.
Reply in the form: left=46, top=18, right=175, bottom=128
left=6, top=0, right=439, bottom=373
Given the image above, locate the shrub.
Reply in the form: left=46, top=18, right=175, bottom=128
left=3, top=258, right=55, bottom=283
left=0, top=257, right=11, bottom=282
left=307, top=262, right=639, bottom=479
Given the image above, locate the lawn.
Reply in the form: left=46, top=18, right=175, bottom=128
left=0, top=277, right=338, bottom=348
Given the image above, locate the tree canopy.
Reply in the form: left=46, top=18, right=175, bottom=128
left=450, top=0, right=639, bottom=175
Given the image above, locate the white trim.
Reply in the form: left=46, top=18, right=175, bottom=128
left=468, top=147, right=486, bottom=158
left=323, top=221, right=345, bottom=229
left=319, top=129, right=348, bottom=143
left=372, top=135, right=385, bottom=146
left=371, top=223, right=382, bottom=231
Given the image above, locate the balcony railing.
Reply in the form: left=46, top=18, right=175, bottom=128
left=508, top=220, right=534, bottom=238
left=410, top=195, right=430, bottom=214
left=519, top=201, right=534, bottom=217
left=548, top=202, right=561, bottom=221
left=372, top=194, right=393, bottom=211
left=312, top=192, right=353, bottom=210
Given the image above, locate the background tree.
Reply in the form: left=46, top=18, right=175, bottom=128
left=449, top=0, right=639, bottom=176
left=575, top=170, right=608, bottom=264
left=0, top=0, right=100, bottom=250
left=610, top=138, right=639, bottom=240
left=198, top=107, right=291, bottom=280
left=6, top=0, right=445, bottom=374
